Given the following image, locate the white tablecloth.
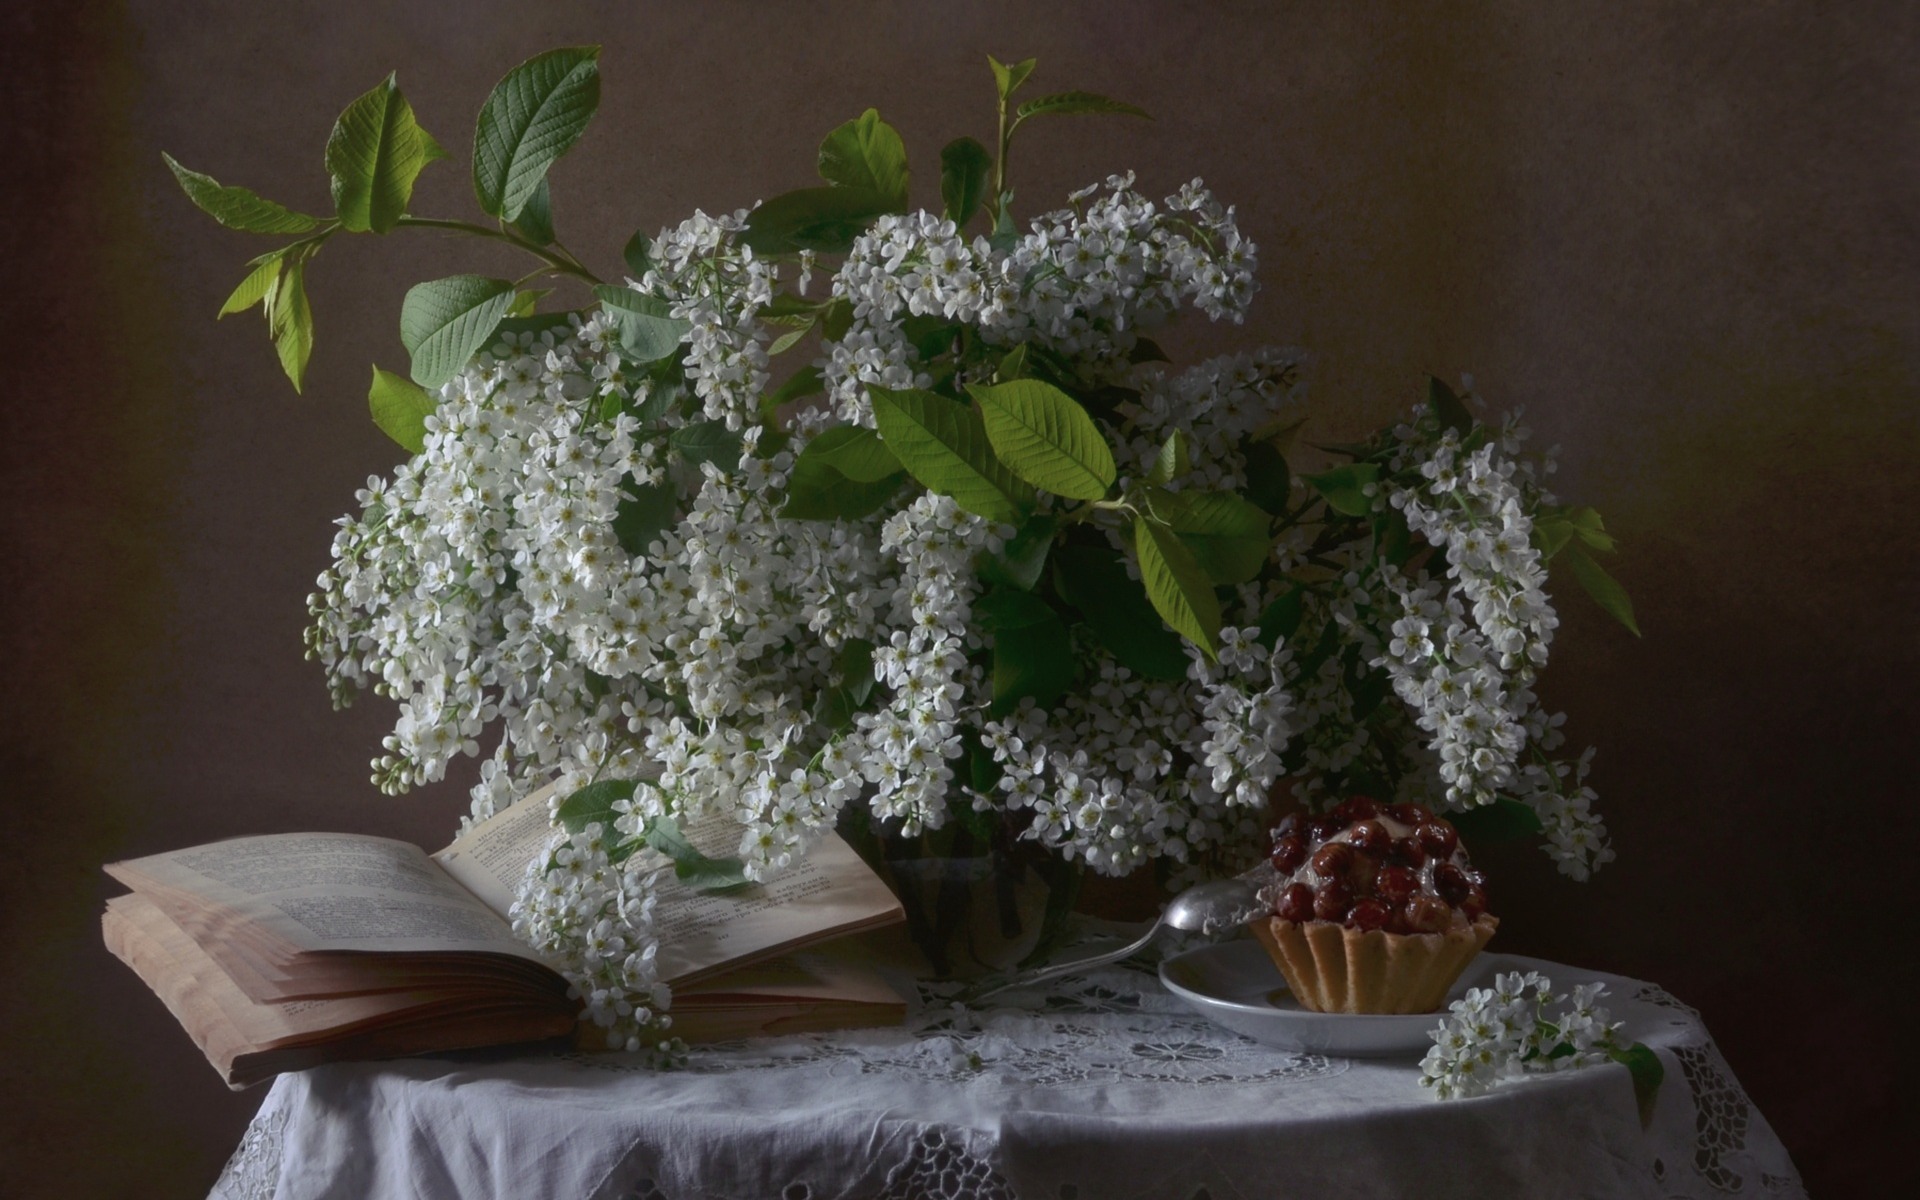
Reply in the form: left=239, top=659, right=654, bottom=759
left=209, top=947, right=1804, bottom=1200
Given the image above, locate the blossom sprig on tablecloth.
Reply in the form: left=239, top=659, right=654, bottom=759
left=188, top=48, right=1641, bottom=1041
left=1419, top=971, right=1664, bottom=1122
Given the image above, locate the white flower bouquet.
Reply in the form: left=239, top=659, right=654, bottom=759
left=170, top=48, right=1639, bottom=1048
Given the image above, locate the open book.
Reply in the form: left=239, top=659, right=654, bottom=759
left=103, top=789, right=906, bottom=1087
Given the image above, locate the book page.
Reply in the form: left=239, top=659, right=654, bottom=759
left=433, top=788, right=904, bottom=985
left=107, top=833, right=538, bottom=959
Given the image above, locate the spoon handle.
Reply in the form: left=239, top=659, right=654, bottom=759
left=966, top=918, right=1165, bottom=1001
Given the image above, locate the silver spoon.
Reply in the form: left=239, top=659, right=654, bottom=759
left=965, top=877, right=1265, bottom=1001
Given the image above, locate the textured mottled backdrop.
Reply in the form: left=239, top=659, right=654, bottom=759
left=3, top=2, right=1914, bottom=1196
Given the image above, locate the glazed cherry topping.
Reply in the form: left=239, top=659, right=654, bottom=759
left=1264, top=796, right=1490, bottom=933
left=1314, top=879, right=1354, bottom=922
left=1277, top=882, right=1316, bottom=923
left=1309, top=842, right=1355, bottom=878
left=1270, top=835, right=1308, bottom=874
left=1403, top=894, right=1452, bottom=934
left=1348, top=898, right=1391, bottom=932
left=1417, top=821, right=1459, bottom=857
left=1375, top=865, right=1419, bottom=905
left=1348, top=820, right=1391, bottom=856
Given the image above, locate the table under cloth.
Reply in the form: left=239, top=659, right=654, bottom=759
left=208, top=950, right=1804, bottom=1200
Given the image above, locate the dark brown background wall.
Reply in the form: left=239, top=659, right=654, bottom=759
left=3, top=2, right=1914, bottom=1196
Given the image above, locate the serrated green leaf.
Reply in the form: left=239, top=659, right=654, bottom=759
left=505, top=287, right=551, bottom=318
left=325, top=73, right=446, bottom=234
left=592, top=285, right=691, bottom=363
left=368, top=366, right=434, bottom=453
left=1255, top=587, right=1305, bottom=649
left=556, top=778, right=637, bottom=833
left=797, top=426, right=901, bottom=483
left=782, top=455, right=904, bottom=521
left=1533, top=512, right=1574, bottom=560
left=742, top=186, right=898, bottom=256
left=218, top=252, right=286, bottom=318
left=968, top=379, right=1116, bottom=501
left=1569, top=506, right=1616, bottom=553
left=612, top=480, right=678, bottom=557
left=1241, top=441, right=1292, bottom=516
left=670, top=420, right=743, bottom=467
left=1303, top=462, right=1380, bottom=518
left=979, top=512, right=1057, bottom=591
left=1150, top=488, right=1272, bottom=584
left=510, top=176, right=555, bottom=245
left=817, top=108, right=910, bottom=208
left=821, top=298, right=855, bottom=342
left=1565, top=544, right=1641, bottom=636
left=472, top=46, right=601, bottom=221
left=988, top=55, right=1037, bottom=101
left=267, top=259, right=314, bottom=392
left=987, top=594, right=1074, bottom=714
left=161, top=153, right=318, bottom=234
left=1147, top=430, right=1190, bottom=486
left=399, top=275, right=516, bottom=388
left=643, top=816, right=750, bottom=891
left=762, top=364, right=824, bottom=420
left=768, top=324, right=811, bottom=356
left=1449, top=797, right=1546, bottom=843
left=1427, top=375, right=1473, bottom=437
left=939, top=136, right=992, bottom=228
left=1011, top=91, right=1151, bottom=128
left=868, top=386, right=1033, bottom=523
left=1611, top=1043, right=1666, bottom=1129
left=1135, top=517, right=1219, bottom=659
left=622, top=230, right=652, bottom=277
left=1053, top=544, right=1188, bottom=680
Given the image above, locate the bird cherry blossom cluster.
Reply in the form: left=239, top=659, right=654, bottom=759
left=1418, top=970, right=1630, bottom=1101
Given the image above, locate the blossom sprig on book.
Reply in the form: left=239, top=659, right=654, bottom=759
left=171, top=48, right=1639, bottom=1045
left=1419, top=971, right=1664, bottom=1123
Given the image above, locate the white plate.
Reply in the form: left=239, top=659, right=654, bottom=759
left=1158, top=940, right=1513, bottom=1058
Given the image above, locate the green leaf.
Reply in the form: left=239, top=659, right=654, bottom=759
left=768, top=324, right=811, bottom=356
left=1255, top=587, right=1305, bottom=648
left=556, top=778, right=636, bottom=833
left=1448, top=798, right=1546, bottom=843
left=324, top=73, right=446, bottom=234
left=510, top=176, right=555, bottom=245
left=968, top=379, right=1116, bottom=501
left=1011, top=91, right=1151, bottom=128
left=762, top=364, right=824, bottom=420
left=984, top=592, right=1075, bottom=714
left=161, top=153, right=318, bottom=234
left=742, top=186, right=898, bottom=256
left=822, top=298, right=855, bottom=342
left=1150, top=488, right=1273, bottom=584
left=939, top=136, right=992, bottom=227
left=1569, top=506, right=1616, bottom=553
left=997, top=344, right=1031, bottom=382
left=1533, top=512, right=1575, bottom=560
left=1427, top=375, right=1473, bottom=437
left=493, top=309, right=579, bottom=341
left=1241, top=440, right=1292, bottom=515
left=218, top=252, right=286, bottom=318
left=505, top=287, right=551, bottom=318
left=1053, top=543, right=1188, bottom=680
left=1565, top=544, right=1641, bottom=636
left=979, top=512, right=1057, bottom=591
left=987, top=55, right=1038, bottom=101
left=266, top=259, right=314, bottom=392
left=782, top=455, right=904, bottom=521
left=612, top=481, right=678, bottom=557
left=814, top=638, right=880, bottom=730
left=399, top=275, right=517, bottom=389
left=868, top=386, right=1033, bottom=523
left=1134, top=517, right=1220, bottom=658
left=1372, top=505, right=1416, bottom=568
left=1611, top=1043, right=1665, bottom=1129
left=1128, top=337, right=1169, bottom=364
left=1146, top=430, right=1190, bottom=486
left=670, top=420, right=743, bottom=467
left=592, top=285, right=691, bottom=363
left=472, top=46, right=602, bottom=221
left=989, top=191, right=1019, bottom=253
left=1303, top=462, right=1380, bottom=518
left=622, top=230, right=652, bottom=277
left=817, top=108, right=910, bottom=208
left=368, top=366, right=435, bottom=453
left=797, top=426, right=901, bottom=482
left=643, top=816, right=750, bottom=891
